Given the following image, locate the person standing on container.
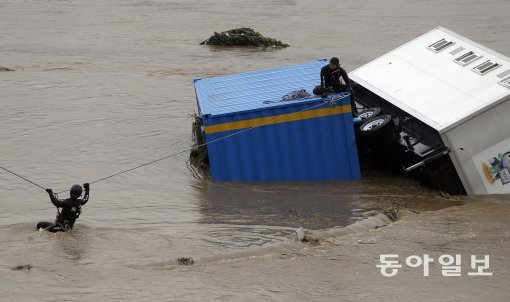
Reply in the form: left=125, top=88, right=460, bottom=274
left=37, top=183, right=90, bottom=232
left=314, top=57, right=351, bottom=95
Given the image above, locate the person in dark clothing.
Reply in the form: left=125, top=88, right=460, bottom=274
left=37, top=183, right=90, bottom=232
left=314, top=57, right=351, bottom=95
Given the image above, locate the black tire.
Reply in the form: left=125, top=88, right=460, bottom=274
left=359, top=114, right=392, bottom=134
left=356, top=107, right=381, bottom=120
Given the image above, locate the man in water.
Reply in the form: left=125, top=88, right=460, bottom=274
left=37, top=183, right=90, bottom=232
left=314, top=57, right=351, bottom=95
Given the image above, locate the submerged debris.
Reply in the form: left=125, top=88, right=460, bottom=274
left=301, top=233, right=321, bottom=245
left=439, top=191, right=465, bottom=201
left=296, top=227, right=329, bottom=245
left=295, top=226, right=305, bottom=241
left=0, top=67, right=14, bottom=72
left=13, top=264, right=32, bottom=271
left=200, top=28, right=289, bottom=48
left=177, top=257, right=194, bottom=266
left=189, top=113, right=210, bottom=172
left=383, top=207, right=402, bottom=222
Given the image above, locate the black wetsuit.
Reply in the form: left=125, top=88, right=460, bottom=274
left=37, top=188, right=89, bottom=232
left=320, top=64, right=351, bottom=93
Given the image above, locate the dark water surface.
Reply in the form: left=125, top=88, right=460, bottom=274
left=1, top=0, right=509, bottom=300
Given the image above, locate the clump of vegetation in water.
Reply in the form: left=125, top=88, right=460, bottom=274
left=13, top=264, right=33, bottom=271
left=200, top=28, right=289, bottom=48
left=189, top=113, right=210, bottom=172
left=177, top=257, right=194, bottom=266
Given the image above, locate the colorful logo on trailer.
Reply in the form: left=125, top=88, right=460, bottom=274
left=482, top=151, right=510, bottom=186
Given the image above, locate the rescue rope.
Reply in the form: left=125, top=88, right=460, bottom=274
left=0, top=166, right=46, bottom=190
left=1, top=94, right=349, bottom=195
left=263, top=89, right=313, bottom=104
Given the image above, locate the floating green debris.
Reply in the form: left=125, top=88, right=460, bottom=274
left=189, top=113, right=210, bottom=172
left=177, top=257, right=194, bottom=266
left=13, top=264, right=33, bottom=271
left=200, top=28, right=289, bottom=48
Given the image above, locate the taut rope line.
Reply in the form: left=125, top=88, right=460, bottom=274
left=0, top=166, right=46, bottom=190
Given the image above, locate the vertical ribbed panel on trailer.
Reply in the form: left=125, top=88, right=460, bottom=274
left=194, top=60, right=361, bottom=181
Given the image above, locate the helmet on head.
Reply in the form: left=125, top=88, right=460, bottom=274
left=330, top=57, right=340, bottom=67
left=70, top=184, right=83, bottom=198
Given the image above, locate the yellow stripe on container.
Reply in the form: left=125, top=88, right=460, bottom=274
left=205, top=104, right=351, bottom=134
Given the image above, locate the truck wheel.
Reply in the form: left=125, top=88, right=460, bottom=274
left=356, top=107, right=381, bottom=120
left=359, top=114, right=392, bottom=134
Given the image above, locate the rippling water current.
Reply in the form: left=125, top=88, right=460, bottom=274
left=1, top=0, right=509, bottom=301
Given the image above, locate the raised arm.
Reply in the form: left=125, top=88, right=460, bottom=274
left=81, top=183, right=90, bottom=205
left=45, top=188, right=63, bottom=207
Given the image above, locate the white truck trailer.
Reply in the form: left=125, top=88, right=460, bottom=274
left=350, top=27, right=510, bottom=195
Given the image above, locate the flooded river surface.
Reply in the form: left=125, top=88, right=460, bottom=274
left=1, top=0, right=509, bottom=301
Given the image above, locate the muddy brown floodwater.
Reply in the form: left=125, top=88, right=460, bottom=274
left=1, top=0, right=509, bottom=301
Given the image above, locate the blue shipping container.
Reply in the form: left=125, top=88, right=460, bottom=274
left=194, top=59, right=361, bottom=181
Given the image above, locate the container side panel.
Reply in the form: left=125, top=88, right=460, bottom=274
left=204, top=106, right=360, bottom=181
left=341, top=108, right=362, bottom=179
